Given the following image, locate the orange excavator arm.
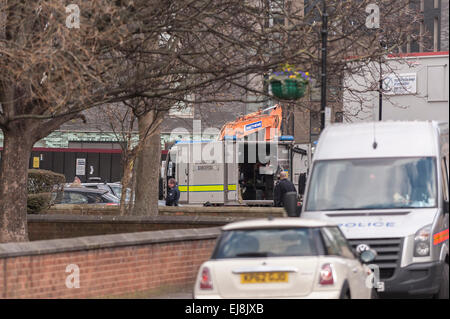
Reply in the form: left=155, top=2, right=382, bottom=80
left=218, top=105, right=282, bottom=141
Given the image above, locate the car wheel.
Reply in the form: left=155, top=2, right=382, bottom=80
left=339, top=281, right=351, bottom=299
left=340, top=291, right=351, bottom=299
left=434, top=262, right=449, bottom=299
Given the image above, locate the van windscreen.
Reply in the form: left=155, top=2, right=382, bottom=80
left=305, top=157, right=437, bottom=211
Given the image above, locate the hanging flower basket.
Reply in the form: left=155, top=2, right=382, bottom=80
left=271, top=80, right=307, bottom=100
left=269, top=64, right=310, bottom=100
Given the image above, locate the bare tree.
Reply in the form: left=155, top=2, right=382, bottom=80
left=0, top=0, right=419, bottom=242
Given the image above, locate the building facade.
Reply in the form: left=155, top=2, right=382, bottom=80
left=343, top=51, right=449, bottom=123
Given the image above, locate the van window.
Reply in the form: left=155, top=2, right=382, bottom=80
left=441, top=157, right=449, bottom=202
left=305, top=157, right=437, bottom=211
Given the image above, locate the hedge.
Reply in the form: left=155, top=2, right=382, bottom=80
left=28, top=169, right=66, bottom=194
left=27, top=169, right=65, bottom=213
left=27, top=193, right=53, bottom=214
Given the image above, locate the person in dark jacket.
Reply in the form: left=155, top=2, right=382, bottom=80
left=166, top=178, right=180, bottom=206
left=273, top=171, right=297, bottom=207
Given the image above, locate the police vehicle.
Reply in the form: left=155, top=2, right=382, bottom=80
left=300, top=121, right=449, bottom=298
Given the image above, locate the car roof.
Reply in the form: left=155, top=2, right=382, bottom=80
left=222, top=218, right=337, bottom=231
left=82, top=183, right=121, bottom=186
left=63, top=187, right=109, bottom=194
left=314, top=121, right=439, bottom=160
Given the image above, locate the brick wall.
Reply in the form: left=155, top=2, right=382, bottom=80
left=44, top=205, right=287, bottom=218
left=0, top=228, right=220, bottom=298
left=27, top=214, right=244, bottom=241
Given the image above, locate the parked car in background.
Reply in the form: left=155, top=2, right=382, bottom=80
left=82, top=181, right=170, bottom=206
left=82, top=182, right=122, bottom=198
left=194, top=218, right=376, bottom=299
left=65, top=179, right=174, bottom=207
left=52, top=187, right=119, bottom=205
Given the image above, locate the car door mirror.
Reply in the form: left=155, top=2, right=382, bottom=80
left=359, top=249, right=377, bottom=264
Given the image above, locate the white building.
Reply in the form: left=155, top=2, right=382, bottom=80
left=343, top=51, right=449, bottom=123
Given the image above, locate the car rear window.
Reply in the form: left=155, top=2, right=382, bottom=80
left=53, top=191, right=88, bottom=204
left=101, top=192, right=120, bottom=203
left=212, top=228, right=318, bottom=259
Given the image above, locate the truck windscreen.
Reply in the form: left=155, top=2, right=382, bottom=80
left=305, top=157, right=437, bottom=211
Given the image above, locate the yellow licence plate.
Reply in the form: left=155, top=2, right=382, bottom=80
left=240, top=272, right=288, bottom=284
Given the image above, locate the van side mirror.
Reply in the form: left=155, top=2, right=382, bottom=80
left=444, top=200, right=449, bottom=214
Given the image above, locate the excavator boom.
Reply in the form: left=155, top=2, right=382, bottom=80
left=219, top=105, right=282, bottom=141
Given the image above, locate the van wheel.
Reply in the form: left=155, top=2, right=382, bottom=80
left=434, top=262, right=449, bottom=299
left=371, top=288, right=379, bottom=299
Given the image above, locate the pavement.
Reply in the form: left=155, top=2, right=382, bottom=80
left=150, top=286, right=193, bottom=299
left=152, top=291, right=193, bottom=299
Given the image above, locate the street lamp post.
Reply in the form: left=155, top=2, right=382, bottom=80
left=320, top=0, right=328, bottom=131
left=379, top=57, right=383, bottom=121
left=378, top=35, right=386, bottom=122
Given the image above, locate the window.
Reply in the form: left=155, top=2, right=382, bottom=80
left=321, top=227, right=355, bottom=259
left=320, top=228, right=341, bottom=256
left=66, top=192, right=88, bottom=204
left=212, top=228, right=318, bottom=259
left=269, top=0, right=285, bottom=27
left=85, top=193, right=103, bottom=203
left=427, top=65, right=448, bottom=102
left=309, top=78, right=321, bottom=102
left=306, top=157, right=438, bottom=211
left=442, top=157, right=449, bottom=202
left=434, top=17, right=439, bottom=52
left=101, top=192, right=120, bottom=203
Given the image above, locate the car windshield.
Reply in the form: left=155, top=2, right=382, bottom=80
left=305, top=157, right=437, bottom=211
left=212, top=228, right=318, bottom=259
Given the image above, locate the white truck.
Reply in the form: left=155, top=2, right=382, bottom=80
left=300, top=121, right=449, bottom=298
left=164, top=138, right=309, bottom=206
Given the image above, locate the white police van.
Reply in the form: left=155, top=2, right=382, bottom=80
left=300, top=121, right=449, bottom=298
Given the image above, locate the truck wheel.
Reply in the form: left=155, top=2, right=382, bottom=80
left=434, top=262, right=449, bottom=299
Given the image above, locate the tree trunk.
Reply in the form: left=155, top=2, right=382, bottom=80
left=0, top=130, right=33, bottom=243
left=119, top=156, right=134, bottom=216
left=127, top=162, right=137, bottom=213
left=132, top=111, right=161, bottom=216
